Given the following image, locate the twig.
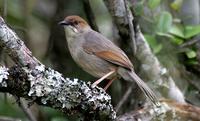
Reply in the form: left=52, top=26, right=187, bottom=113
left=117, top=99, right=200, bottom=121
left=3, top=0, right=7, bottom=20
left=179, top=38, right=200, bottom=48
left=19, top=99, right=37, bottom=121
left=104, top=0, right=185, bottom=103
left=124, top=0, right=137, bottom=55
left=115, top=85, right=133, bottom=113
left=0, top=116, right=21, bottom=121
left=83, top=0, right=99, bottom=32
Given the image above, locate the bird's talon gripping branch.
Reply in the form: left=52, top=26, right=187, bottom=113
left=103, top=77, right=117, bottom=90
left=91, top=70, right=115, bottom=89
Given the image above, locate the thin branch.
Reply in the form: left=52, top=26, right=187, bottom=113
left=115, top=85, right=133, bottom=113
left=124, top=0, right=137, bottom=55
left=0, top=116, right=21, bottom=121
left=179, top=38, right=200, bottom=48
left=19, top=99, right=37, bottom=121
left=83, top=0, right=99, bottom=32
left=3, top=0, right=7, bottom=20
left=0, top=17, right=116, bottom=121
left=117, top=100, right=200, bottom=121
left=104, top=0, right=185, bottom=103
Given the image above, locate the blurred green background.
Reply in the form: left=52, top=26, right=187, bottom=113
left=0, top=0, right=200, bottom=120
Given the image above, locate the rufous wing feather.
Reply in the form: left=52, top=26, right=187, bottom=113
left=83, top=30, right=133, bottom=70
left=95, top=50, right=132, bottom=70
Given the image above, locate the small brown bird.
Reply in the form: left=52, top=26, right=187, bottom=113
left=59, top=15, right=159, bottom=106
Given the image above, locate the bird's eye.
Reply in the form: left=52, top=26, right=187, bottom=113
left=74, top=21, right=78, bottom=25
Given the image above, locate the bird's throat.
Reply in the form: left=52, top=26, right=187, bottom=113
left=64, top=26, right=78, bottom=37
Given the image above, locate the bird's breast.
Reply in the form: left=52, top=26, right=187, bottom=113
left=67, top=35, right=117, bottom=78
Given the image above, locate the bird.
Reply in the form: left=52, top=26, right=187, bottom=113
left=59, top=15, right=160, bottom=106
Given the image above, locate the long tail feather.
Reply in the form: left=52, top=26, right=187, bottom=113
left=127, top=71, right=160, bottom=106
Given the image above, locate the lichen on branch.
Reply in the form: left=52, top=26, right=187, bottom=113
left=0, top=16, right=116, bottom=121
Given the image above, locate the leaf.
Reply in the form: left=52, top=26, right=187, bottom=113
left=169, top=25, right=200, bottom=39
left=157, top=32, right=174, bottom=38
left=154, top=44, right=163, bottom=54
left=148, top=0, right=161, bottom=9
left=186, top=50, right=196, bottom=58
left=156, top=11, right=173, bottom=33
left=134, top=0, right=144, bottom=15
left=170, top=0, right=183, bottom=11
left=184, top=25, right=200, bottom=39
left=186, top=60, right=198, bottom=65
left=157, top=32, right=184, bottom=45
left=170, top=36, right=184, bottom=45
left=169, top=25, right=185, bottom=38
left=144, top=35, right=157, bottom=47
left=144, top=34, right=162, bottom=53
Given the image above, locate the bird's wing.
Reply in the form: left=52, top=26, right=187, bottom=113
left=83, top=30, right=133, bottom=70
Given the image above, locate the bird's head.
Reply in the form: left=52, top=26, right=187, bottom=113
left=59, top=15, right=91, bottom=36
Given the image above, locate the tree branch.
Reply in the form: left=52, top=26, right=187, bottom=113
left=83, top=0, right=99, bottom=32
left=0, top=116, right=21, bottom=121
left=104, top=0, right=185, bottom=103
left=0, top=17, right=116, bottom=121
left=124, top=0, right=137, bottom=55
left=117, top=100, right=200, bottom=121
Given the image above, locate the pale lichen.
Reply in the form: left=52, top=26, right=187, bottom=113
left=160, top=68, right=167, bottom=75
left=25, top=64, right=116, bottom=120
left=0, top=16, right=116, bottom=120
left=151, top=103, right=171, bottom=120
left=0, top=66, right=9, bottom=87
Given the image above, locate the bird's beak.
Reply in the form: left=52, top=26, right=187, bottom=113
left=58, top=20, right=69, bottom=26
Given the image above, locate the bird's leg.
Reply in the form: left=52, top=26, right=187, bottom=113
left=91, top=70, right=115, bottom=88
left=104, top=77, right=117, bottom=90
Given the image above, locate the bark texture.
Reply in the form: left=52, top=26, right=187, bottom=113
left=0, top=17, right=116, bottom=121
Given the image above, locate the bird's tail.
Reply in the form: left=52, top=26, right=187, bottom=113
left=119, top=68, right=160, bottom=106
left=128, top=71, right=160, bottom=106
